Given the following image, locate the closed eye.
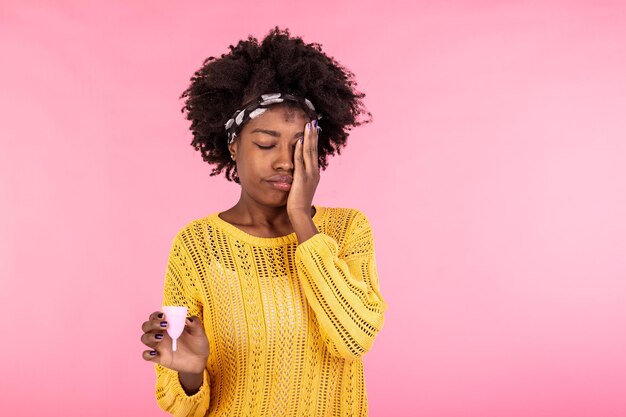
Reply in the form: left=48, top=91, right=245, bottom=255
left=255, top=143, right=298, bottom=150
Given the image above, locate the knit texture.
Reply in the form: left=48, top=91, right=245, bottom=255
left=155, top=206, right=387, bottom=417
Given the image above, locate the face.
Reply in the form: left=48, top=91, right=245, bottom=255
left=228, top=104, right=311, bottom=207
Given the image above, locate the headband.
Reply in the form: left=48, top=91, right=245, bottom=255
left=225, top=92, right=321, bottom=145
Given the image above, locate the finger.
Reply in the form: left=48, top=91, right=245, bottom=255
left=302, top=121, right=314, bottom=171
left=141, top=330, right=167, bottom=348
left=142, top=349, right=159, bottom=362
left=309, top=120, right=319, bottom=171
left=149, top=311, right=164, bottom=321
left=183, top=316, right=205, bottom=336
left=294, top=128, right=305, bottom=173
left=303, top=120, right=318, bottom=173
left=142, top=318, right=168, bottom=333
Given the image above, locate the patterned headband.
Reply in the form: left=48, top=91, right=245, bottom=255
left=225, top=92, right=321, bottom=145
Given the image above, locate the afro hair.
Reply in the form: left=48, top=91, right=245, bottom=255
left=180, top=26, right=372, bottom=183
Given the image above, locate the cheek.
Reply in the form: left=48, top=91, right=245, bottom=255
left=236, top=157, right=261, bottom=183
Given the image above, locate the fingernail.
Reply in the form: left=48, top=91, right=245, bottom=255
left=300, top=136, right=304, bottom=144
left=155, top=333, right=163, bottom=340
left=312, top=119, right=317, bottom=128
left=157, top=313, right=163, bottom=319
left=149, top=350, right=157, bottom=356
left=186, top=317, right=193, bottom=323
left=160, top=321, right=167, bottom=327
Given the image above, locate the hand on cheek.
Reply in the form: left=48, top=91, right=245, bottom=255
left=287, top=120, right=320, bottom=216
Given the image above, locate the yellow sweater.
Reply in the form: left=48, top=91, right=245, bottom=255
left=155, top=206, right=388, bottom=417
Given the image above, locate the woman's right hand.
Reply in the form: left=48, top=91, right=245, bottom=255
left=141, top=311, right=210, bottom=374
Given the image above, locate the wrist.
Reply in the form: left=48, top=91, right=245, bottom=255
left=178, top=370, right=204, bottom=395
left=288, top=206, right=313, bottom=220
left=290, top=217, right=318, bottom=245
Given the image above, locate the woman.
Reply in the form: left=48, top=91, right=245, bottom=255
left=140, top=27, right=388, bottom=417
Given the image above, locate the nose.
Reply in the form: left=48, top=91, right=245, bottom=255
left=273, top=143, right=294, bottom=171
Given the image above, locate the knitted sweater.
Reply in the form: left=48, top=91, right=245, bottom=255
left=155, top=206, right=388, bottom=417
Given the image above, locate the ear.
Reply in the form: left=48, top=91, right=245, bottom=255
left=228, top=140, right=238, bottom=157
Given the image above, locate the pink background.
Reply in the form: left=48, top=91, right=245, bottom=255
left=1, top=1, right=625, bottom=416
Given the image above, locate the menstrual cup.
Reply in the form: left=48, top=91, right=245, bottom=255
left=162, top=306, right=188, bottom=351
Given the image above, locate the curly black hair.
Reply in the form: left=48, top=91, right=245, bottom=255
left=180, top=26, right=372, bottom=183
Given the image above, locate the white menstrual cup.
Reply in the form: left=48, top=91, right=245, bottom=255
left=162, top=306, right=188, bottom=352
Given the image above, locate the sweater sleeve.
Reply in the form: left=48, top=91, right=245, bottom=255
left=295, top=210, right=388, bottom=360
left=155, top=228, right=211, bottom=417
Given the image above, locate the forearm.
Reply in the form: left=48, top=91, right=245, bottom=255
left=294, top=210, right=388, bottom=359
left=296, top=235, right=387, bottom=359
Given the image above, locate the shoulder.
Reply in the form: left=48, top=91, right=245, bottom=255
left=168, top=212, right=220, bottom=246
left=316, top=206, right=373, bottom=244
left=319, top=206, right=371, bottom=225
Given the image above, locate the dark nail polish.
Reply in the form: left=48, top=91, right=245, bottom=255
left=155, top=333, right=163, bottom=340
left=187, top=317, right=193, bottom=323
left=157, top=313, right=163, bottom=319
left=312, top=119, right=317, bottom=128
left=160, top=321, right=167, bottom=327
left=149, top=350, right=157, bottom=356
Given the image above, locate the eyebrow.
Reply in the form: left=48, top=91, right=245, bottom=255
left=250, top=128, right=304, bottom=138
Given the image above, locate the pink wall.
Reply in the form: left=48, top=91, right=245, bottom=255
left=2, top=1, right=625, bottom=416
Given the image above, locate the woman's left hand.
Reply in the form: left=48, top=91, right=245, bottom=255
left=287, top=120, right=320, bottom=216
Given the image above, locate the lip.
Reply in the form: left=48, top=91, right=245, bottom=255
left=266, top=175, right=293, bottom=191
left=267, top=181, right=292, bottom=191
left=266, top=175, right=293, bottom=183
